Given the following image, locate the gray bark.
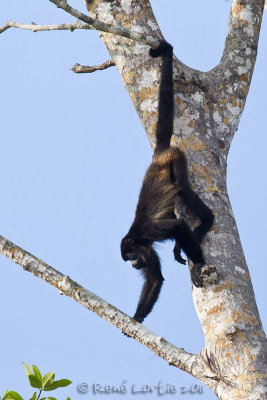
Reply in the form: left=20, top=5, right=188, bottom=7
left=83, top=1, right=266, bottom=399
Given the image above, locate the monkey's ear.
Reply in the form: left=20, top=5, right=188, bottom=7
left=140, top=244, right=152, bottom=264
left=141, top=254, right=147, bottom=264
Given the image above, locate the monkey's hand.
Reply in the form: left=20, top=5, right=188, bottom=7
left=190, top=263, right=204, bottom=288
left=123, top=316, right=143, bottom=338
left=173, top=244, right=187, bottom=265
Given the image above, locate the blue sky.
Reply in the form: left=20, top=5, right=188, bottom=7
left=0, top=1, right=266, bottom=399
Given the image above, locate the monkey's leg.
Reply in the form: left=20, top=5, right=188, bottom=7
left=133, top=248, right=164, bottom=323
left=179, top=187, right=214, bottom=243
left=171, top=219, right=205, bottom=287
left=171, top=152, right=214, bottom=243
left=151, top=219, right=205, bottom=287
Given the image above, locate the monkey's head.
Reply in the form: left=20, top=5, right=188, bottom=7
left=121, top=236, right=151, bottom=270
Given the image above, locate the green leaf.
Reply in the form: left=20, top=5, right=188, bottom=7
left=47, top=397, right=57, bottom=400
left=2, top=391, right=12, bottom=400
left=23, top=363, right=41, bottom=389
left=29, top=393, right=37, bottom=400
left=66, top=398, right=71, bottom=400
left=54, top=379, right=71, bottom=388
left=43, top=379, right=71, bottom=391
left=28, top=375, right=42, bottom=389
left=43, top=383, right=61, bottom=391
left=32, top=365, right=43, bottom=384
left=23, top=362, right=33, bottom=377
left=42, top=373, right=55, bottom=388
left=39, top=398, right=47, bottom=400
left=6, top=392, right=24, bottom=400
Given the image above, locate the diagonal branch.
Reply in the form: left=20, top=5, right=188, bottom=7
left=0, top=234, right=213, bottom=385
left=0, top=20, right=92, bottom=34
left=48, top=0, right=158, bottom=48
left=71, top=60, right=115, bottom=73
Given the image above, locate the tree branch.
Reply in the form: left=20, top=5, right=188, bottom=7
left=71, top=60, right=115, bottom=73
left=206, top=0, right=265, bottom=145
left=0, top=234, right=213, bottom=384
left=48, top=0, right=158, bottom=48
left=213, top=0, right=265, bottom=106
left=0, top=20, right=92, bottom=34
left=222, top=0, right=264, bottom=66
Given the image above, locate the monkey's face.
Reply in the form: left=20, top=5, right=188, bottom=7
left=121, top=236, right=150, bottom=270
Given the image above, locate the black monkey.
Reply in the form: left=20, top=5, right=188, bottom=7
left=121, top=41, right=214, bottom=324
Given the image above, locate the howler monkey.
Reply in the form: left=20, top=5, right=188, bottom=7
left=121, top=41, right=214, bottom=324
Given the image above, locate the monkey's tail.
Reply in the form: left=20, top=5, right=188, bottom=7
left=150, top=40, right=173, bottom=152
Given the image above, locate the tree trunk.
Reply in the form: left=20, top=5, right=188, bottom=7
left=84, top=1, right=266, bottom=398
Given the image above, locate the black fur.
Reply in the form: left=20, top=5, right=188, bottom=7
left=121, top=40, right=214, bottom=325
left=150, top=41, right=173, bottom=152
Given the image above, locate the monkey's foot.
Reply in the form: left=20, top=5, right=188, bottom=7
left=173, top=245, right=187, bottom=265
left=191, top=263, right=204, bottom=288
left=201, top=265, right=217, bottom=285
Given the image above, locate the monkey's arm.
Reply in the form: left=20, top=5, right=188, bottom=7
left=133, top=277, right=163, bottom=323
left=133, top=248, right=164, bottom=323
